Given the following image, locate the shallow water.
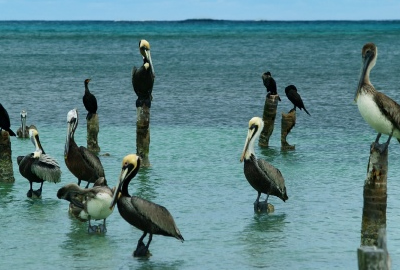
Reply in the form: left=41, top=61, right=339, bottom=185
left=1, top=20, right=400, bottom=269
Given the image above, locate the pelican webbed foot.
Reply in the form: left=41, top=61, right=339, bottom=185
left=133, top=241, right=150, bottom=257
left=88, top=220, right=107, bottom=234
left=27, top=189, right=33, bottom=198
left=33, top=188, right=42, bottom=198
left=371, top=131, right=393, bottom=154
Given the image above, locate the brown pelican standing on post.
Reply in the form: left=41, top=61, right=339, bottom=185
left=355, top=42, right=400, bottom=153
left=240, top=117, right=288, bottom=209
left=57, top=177, right=114, bottom=233
left=82, top=79, right=98, bottom=120
left=16, top=110, right=33, bottom=138
left=285, top=85, right=310, bottom=115
left=64, top=108, right=105, bottom=188
left=132, top=39, right=155, bottom=108
left=262, top=71, right=281, bottom=101
left=110, top=154, right=184, bottom=257
left=17, top=128, right=61, bottom=198
left=0, top=103, right=16, bottom=136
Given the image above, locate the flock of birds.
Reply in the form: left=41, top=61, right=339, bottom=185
left=0, top=41, right=399, bottom=257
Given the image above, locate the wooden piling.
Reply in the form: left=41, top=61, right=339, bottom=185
left=358, top=228, right=390, bottom=270
left=136, top=105, right=150, bottom=167
left=87, top=114, right=100, bottom=153
left=254, top=201, right=274, bottom=214
left=0, top=130, right=15, bottom=183
left=360, top=142, right=388, bottom=247
left=281, top=110, right=296, bottom=150
left=259, top=95, right=279, bottom=147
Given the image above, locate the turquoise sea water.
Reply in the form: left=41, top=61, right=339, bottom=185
left=1, top=20, right=400, bottom=269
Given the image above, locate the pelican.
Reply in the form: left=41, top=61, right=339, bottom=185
left=57, top=177, right=114, bottom=233
left=64, top=108, right=105, bottom=188
left=240, top=117, right=288, bottom=209
left=285, top=85, right=310, bottom=115
left=110, top=154, right=184, bottom=257
left=132, top=39, right=155, bottom=108
left=82, top=79, right=98, bottom=120
left=262, top=71, right=281, bottom=101
left=355, top=42, right=400, bottom=153
left=17, top=128, right=61, bottom=198
left=16, top=110, right=31, bottom=138
left=0, top=103, right=16, bottom=136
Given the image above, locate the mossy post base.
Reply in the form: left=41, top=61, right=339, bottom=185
left=259, top=95, right=279, bottom=147
left=358, top=228, right=390, bottom=270
left=136, top=105, right=150, bottom=167
left=0, top=130, right=15, bottom=183
left=281, top=110, right=296, bottom=150
left=87, top=114, right=100, bottom=154
left=254, top=201, right=274, bottom=214
left=361, top=142, right=388, bottom=247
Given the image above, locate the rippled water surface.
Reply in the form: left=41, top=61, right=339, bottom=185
left=1, top=20, right=400, bottom=269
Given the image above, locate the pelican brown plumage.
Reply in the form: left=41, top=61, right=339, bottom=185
left=17, top=128, right=61, bottom=198
left=0, top=103, right=16, bottom=136
left=110, top=154, right=184, bottom=257
left=285, top=85, right=310, bottom=115
left=132, top=39, right=155, bottom=108
left=82, top=79, right=98, bottom=120
left=57, top=177, right=114, bottom=233
left=64, top=108, right=105, bottom=188
left=17, top=110, right=28, bottom=138
left=355, top=42, right=400, bottom=153
left=240, top=117, right=288, bottom=209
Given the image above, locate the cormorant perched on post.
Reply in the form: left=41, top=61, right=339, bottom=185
left=240, top=117, right=288, bottom=209
left=17, top=128, right=61, bottom=198
left=285, top=85, right=310, bottom=115
left=132, top=39, right=155, bottom=108
left=262, top=71, right=281, bottom=101
left=355, top=42, right=400, bottom=153
left=82, top=79, right=98, bottom=120
left=0, top=103, right=16, bottom=136
left=110, top=154, right=184, bottom=257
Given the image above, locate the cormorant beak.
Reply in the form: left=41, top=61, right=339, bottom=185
left=355, top=49, right=374, bottom=102
left=240, top=125, right=256, bottom=162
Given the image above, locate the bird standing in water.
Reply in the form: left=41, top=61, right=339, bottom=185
left=354, top=42, right=400, bottom=153
left=17, top=128, right=61, bottom=198
left=240, top=117, right=288, bottom=209
left=110, top=154, right=184, bottom=257
left=285, top=85, right=310, bottom=115
left=82, top=79, right=98, bottom=121
left=0, top=103, right=16, bottom=136
left=132, top=39, right=155, bottom=108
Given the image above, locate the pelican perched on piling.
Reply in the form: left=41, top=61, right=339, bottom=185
left=57, top=177, right=114, bottom=233
left=82, top=79, right=98, bottom=120
left=16, top=110, right=36, bottom=138
left=240, top=117, right=288, bottom=209
left=132, top=39, right=155, bottom=108
left=285, top=85, right=310, bottom=115
left=0, top=103, right=16, bottom=136
left=354, top=42, right=400, bottom=153
left=110, top=154, right=184, bottom=257
left=64, top=108, right=105, bottom=188
left=17, top=128, right=61, bottom=198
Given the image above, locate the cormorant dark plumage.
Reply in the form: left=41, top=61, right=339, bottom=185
left=64, top=108, right=105, bottom=188
left=57, top=177, right=114, bottom=233
left=262, top=71, right=281, bottom=101
left=17, top=128, right=61, bottom=198
left=110, top=154, right=184, bottom=257
left=240, top=117, right=288, bottom=208
left=82, top=79, right=98, bottom=120
left=285, top=85, right=310, bottom=115
left=132, top=39, right=155, bottom=108
left=355, top=42, right=400, bottom=152
left=0, top=103, right=16, bottom=136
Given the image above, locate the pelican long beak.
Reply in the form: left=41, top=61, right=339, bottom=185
left=355, top=49, right=374, bottom=102
left=144, top=50, right=155, bottom=77
left=64, top=122, right=73, bottom=158
left=109, top=168, right=129, bottom=210
left=240, top=128, right=255, bottom=162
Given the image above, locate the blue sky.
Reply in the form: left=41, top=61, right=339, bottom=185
left=1, top=0, right=399, bottom=21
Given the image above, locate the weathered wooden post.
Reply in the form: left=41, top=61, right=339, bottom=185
left=87, top=114, right=100, bottom=153
left=0, top=130, right=15, bottom=183
left=254, top=202, right=274, bottom=213
left=360, top=143, right=388, bottom=246
left=259, top=95, right=279, bottom=147
left=358, top=228, right=390, bottom=270
left=136, top=105, right=150, bottom=167
left=281, top=110, right=296, bottom=150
